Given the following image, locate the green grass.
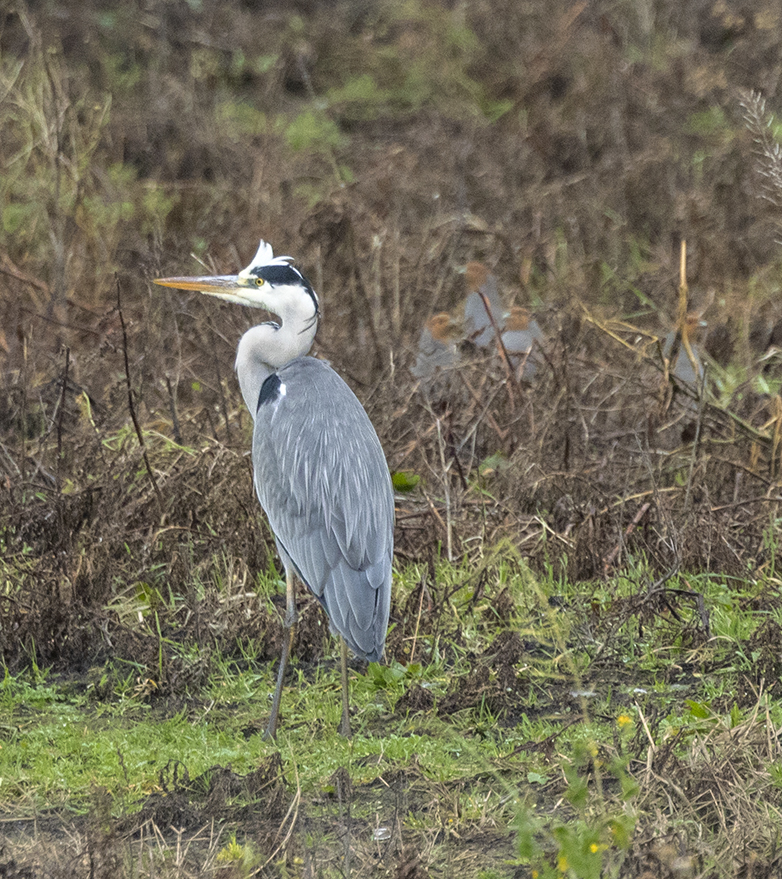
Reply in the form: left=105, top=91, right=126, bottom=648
left=4, top=554, right=782, bottom=877
left=1, top=645, right=551, bottom=812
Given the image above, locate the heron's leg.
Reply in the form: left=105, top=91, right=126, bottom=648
left=338, top=636, right=352, bottom=738
left=263, top=570, right=297, bottom=741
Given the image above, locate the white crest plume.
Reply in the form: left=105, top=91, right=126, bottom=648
left=239, top=240, right=295, bottom=279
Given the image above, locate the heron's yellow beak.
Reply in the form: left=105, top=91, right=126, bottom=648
left=154, top=274, right=261, bottom=307
left=154, top=275, right=243, bottom=293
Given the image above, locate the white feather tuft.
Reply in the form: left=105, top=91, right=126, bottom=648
left=245, top=240, right=294, bottom=272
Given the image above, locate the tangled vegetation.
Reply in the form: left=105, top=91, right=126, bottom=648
left=3, top=1, right=782, bottom=876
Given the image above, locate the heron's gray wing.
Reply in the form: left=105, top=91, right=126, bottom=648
left=502, top=329, right=533, bottom=356
left=480, top=273, right=504, bottom=317
left=465, top=275, right=504, bottom=348
left=661, top=330, right=679, bottom=361
left=252, top=357, right=394, bottom=661
left=529, top=319, right=544, bottom=342
left=411, top=329, right=457, bottom=380
left=673, top=345, right=703, bottom=383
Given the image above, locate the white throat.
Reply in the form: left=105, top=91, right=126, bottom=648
left=234, top=294, right=318, bottom=418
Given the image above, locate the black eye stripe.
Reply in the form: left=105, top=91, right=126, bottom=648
left=250, top=263, right=319, bottom=316
left=252, top=265, right=305, bottom=286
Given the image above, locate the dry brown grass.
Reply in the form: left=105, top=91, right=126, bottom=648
left=626, top=693, right=782, bottom=877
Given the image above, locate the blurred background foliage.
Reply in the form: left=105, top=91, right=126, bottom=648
left=2, top=0, right=780, bottom=327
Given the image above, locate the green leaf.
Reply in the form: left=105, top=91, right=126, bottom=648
left=478, top=452, right=508, bottom=477
left=283, top=110, right=345, bottom=154
left=392, top=471, right=421, bottom=492
left=368, top=661, right=406, bottom=688
left=686, top=699, right=711, bottom=719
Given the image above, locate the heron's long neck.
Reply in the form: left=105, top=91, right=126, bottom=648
left=235, top=310, right=317, bottom=417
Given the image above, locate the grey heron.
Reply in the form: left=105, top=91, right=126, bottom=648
left=464, top=262, right=504, bottom=348
left=411, top=312, right=462, bottom=382
left=662, top=312, right=706, bottom=384
left=501, top=306, right=544, bottom=380
left=411, top=311, right=463, bottom=413
left=155, top=241, right=394, bottom=739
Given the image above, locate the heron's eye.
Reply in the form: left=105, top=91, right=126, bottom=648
left=255, top=277, right=265, bottom=287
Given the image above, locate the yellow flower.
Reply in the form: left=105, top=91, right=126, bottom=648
left=558, top=854, right=568, bottom=872
left=590, top=843, right=600, bottom=853
left=617, top=714, right=632, bottom=727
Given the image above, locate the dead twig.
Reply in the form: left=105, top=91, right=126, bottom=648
left=602, top=501, right=651, bottom=574
left=478, top=288, right=517, bottom=413
left=117, top=275, right=164, bottom=514
left=684, top=359, right=708, bottom=517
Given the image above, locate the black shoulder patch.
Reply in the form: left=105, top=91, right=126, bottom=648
left=258, top=373, right=282, bottom=410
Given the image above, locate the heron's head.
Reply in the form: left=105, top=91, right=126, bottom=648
left=465, top=261, right=490, bottom=293
left=426, top=312, right=462, bottom=343
left=154, top=240, right=319, bottom=327
left=683, top=311, right=707, bottom=341
left=504, top=306, right=531, bottom=332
